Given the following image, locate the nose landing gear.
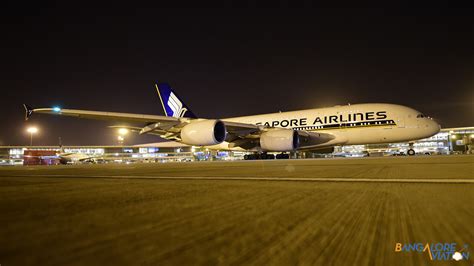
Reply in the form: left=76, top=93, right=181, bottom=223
left=407, top=142, right=415, bottom=156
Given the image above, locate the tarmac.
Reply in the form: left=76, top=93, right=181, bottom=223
left=0, top=155, right=473, bottom=265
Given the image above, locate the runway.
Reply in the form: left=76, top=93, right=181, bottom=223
left=0, top=155, right=473, bottom=265
left=6, top=174, right=474, bottom=183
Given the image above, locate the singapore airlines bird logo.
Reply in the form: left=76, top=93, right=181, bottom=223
left=167, top=92, right=188, bottom=118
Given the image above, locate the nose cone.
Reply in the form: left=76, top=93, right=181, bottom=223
left=428, top=119, right=441, bottom=136
left=416, top=118, right=440, bottom=140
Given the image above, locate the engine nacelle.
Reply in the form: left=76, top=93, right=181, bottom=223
left=181, top=120, right=226, bottom=146
left=260, top=129, right=299, bottom=151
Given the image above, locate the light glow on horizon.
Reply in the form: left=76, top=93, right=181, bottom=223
left=27, top=127, right=38, bottom=134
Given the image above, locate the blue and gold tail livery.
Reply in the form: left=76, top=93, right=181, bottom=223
left=155, top=83, right=197, bottom=118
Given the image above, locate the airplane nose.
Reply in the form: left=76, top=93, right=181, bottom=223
left=430, top=119, right=441, bottom=134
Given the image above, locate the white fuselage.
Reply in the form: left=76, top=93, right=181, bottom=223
left=222, top=103, right=440, bottom=147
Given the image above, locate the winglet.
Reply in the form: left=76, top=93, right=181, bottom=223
left=23, top=104, right=33, bottom=121
left=155, top=83, right=197, bottom=118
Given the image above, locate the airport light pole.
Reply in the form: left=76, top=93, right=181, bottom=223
left=27, top=127, right=38, bottom=146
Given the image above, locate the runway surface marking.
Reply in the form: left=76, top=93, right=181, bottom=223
left=8, top=175, right=474, bottom=183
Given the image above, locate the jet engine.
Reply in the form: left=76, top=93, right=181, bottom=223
left=180, top=120, right=227, bottom=146
left=260, top=129, right=299, bottom=151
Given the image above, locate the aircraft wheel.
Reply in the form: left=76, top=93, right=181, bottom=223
left=407, top=149, right=415, bottom=156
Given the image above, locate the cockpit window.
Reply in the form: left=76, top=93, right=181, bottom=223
left=416, top=114, right=425, bottom=118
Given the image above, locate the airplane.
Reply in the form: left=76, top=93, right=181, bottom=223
left=23, top=83, right=440, bottom=159
left=56, top=146, right=102, bottom=164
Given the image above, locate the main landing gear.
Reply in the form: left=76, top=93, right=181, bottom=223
left=276, top=153, right=290, bottom=159
left=244, top=153, right=289, bottom=160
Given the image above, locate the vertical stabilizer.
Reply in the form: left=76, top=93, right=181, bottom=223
left=155, top=83, right=197, bottom=118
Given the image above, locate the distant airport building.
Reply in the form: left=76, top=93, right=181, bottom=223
left=0, top=127, right=472, bottom=165
left=312, top=127, right=473, bottom=158
left=0, top=144, right=197, bottom=166
left=334, top=127, right=474, bottom=156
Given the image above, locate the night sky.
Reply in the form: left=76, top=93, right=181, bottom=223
left=1, top=7, right=473, bottom=146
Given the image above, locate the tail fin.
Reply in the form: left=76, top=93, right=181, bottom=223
left=155, top=83, right=197, bottom=118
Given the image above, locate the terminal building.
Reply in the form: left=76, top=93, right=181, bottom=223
left=0, top=127, right=472, bottom=165
left=335, top=127, right=474, bottom=157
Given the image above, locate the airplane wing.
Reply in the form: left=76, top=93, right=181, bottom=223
left=24, top=105, right=262, bottom=143
left=24, top=105, right=345, bottom=151
left=24, top=105, right=180, bottom=124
